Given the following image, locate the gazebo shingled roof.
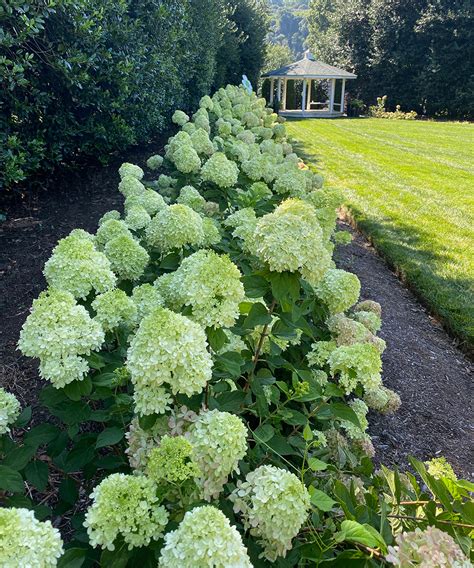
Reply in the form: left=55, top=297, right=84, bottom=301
left=262, top=50, right=357, bottom=117
left=262, top=58, right=357, bottom=80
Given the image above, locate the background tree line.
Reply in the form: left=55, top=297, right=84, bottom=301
left=0, top=0, right=268, bottom=191
left=307, top=0, right=473, bottom=119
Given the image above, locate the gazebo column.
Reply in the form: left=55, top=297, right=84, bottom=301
left=329, top=78, right=336, bottom=113
left=306, top=80, right=311, bottom=111
left=269, top=78, right=274, bottom=105
left=340, top=78, right=346, bottom=113
left=301, top=78, right=307, bottom=112
left=282, top=78, right=287, bottom=110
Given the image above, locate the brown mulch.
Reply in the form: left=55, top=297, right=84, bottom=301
left=335, top=221, right=473, bottom=480
left=0, top=151, right=472, bottom=480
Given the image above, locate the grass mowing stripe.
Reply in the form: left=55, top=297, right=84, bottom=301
left=286, top=118, right=474, bottom=348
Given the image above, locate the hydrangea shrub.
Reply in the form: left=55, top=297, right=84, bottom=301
left=2, top=85, right=471, bottom=568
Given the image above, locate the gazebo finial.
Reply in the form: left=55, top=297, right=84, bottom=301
left=304, top=49, right=314, bottom=60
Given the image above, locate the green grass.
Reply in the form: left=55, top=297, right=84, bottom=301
left=286, top=118, right=474, bottom=348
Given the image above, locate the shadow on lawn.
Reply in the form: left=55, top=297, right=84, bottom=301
left=342, top=206, right=474, bottom=354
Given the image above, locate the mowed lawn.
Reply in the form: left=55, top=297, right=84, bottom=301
left=286, top=118, right=474, bottom=347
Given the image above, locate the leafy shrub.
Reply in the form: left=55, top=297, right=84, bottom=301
left=1, top=86, right=472, bottom=567
left=369, top=96, right=418, bottom=120
left=0, top=0, right=267, bottom=191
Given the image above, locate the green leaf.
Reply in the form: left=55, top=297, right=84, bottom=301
left=160, top=252, right=181, bottom=270
left=0, top=465, right=24, bottom=493
left=268, top=271, right=300, bottom=304
left=308, top=458, right=328, bottom=471
left=213, top=390, right=247, bottom=412
left=280, top=408, right=307, bottom=426
left=310, top=488, right=336, bottom=511
left=86, top=352, right=106, bottom=370
left=24, top=424, right=61, bottom=448
left=63, top=377, right=92, bottom=401
left=14, top=406, right=32, bottom=428
left=25, top=460, right=49, bottom=492
left=95, top=427, right=124, bottom=449
left=241, top=274, right=270, bottom=298
left=206, top=327, right=229, bottom=352
left=243, top=302, right=272, bottom=328
left=303, top=423, right=313, bottom=441
left=63, top=437, right=96, bottom=472
left=100, top=547, right=131, bottom=568
left=329, top=402, right=361, bottom=428
left=213, top=352, right=243, bottom=378
left=253, top=424, right=274, bottom=443
left=265, top=434, right=299, bottom=456
left=57, top=548, right=87, bottom=568
left=58, top=478, right=78, bottom=505
left=335, top=520, right=386, bottom=550
left=3, top=444, right=36, bottom=470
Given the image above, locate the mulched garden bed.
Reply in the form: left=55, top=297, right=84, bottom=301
left=1, top=148, right=472, bottom=479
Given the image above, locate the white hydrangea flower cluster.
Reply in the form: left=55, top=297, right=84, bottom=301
left=158, top=506, right=252, bottom=568
left=127, top=307, right=212, bottom=415
left=156, top=249, right=244, bottom=328
left=176, top=185, right=207, bottom=212
left=0, top=388, right=20, bottom=435
left=18, top=289, right=104, bottom=387
left=386, top=526, right=472, bottom=567
left=44, top=232, right=116, bottom=299
left=340, top=399, right=369, bottom=441
left=125, top=416, right=167, bottom=472
left=84, top=473, right=168, bottom=551
left=188, top=409, right=247, bottom=500
left=145, top=204, right=204, bottom=252
left=119, top=162, right=144, bottom=180
left=124, top=204, right=151, bottom=230
left=95, top=219, right=132, bottom=249
left=131, top=283, right=164, bottom=321
left=92, top=289, right=137, bottom=331
left=249, top=198, right=331, bottom=285
left=327, top=314, right=386, bottom=354
left=425, top=457, right=458, bottom=482
left=231, top=465, right=310, bottom=561
left=363, top=385, right=401, bottom=414
left=0, top=507, right=64, bottom=567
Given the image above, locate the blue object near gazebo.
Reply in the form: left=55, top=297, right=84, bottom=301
left=261, top=50, right=356, bottom=118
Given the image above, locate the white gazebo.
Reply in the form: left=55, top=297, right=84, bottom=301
left=262, top=50, right=357, bottom=118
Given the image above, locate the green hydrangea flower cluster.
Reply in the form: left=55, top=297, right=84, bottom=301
left=328, top=342, right=382, bottom=394
left=145, top=204, right=204, bottom=251
left=156, top=249, right=244, bottom=328
left=18, top=289, right=104, bottom=387
left=104, top=234, right=150, bottom=281
left=363, top=385, right=401, bottom=414
left=314, top=268, right=361, bottom=313
left=146, top=435, right=200, bottom=484
left=124, top=204, right=151, bottom=230
left=95, top=219, right=132, bottom=249
left=231, top=465, right=310, bottom=561
left=125, top=417, right=167, bottom=472
left=425, top=457, right=458, bottom=482
left=84, top=473, right=168, bottom=551
left=44, top=232, right=116, bottom=299
left=188, top=409, right=247, bottom=500
left=92, top=289, right=137, bottom=331
left=201, top=151, right=239, bottom=188
left=386, top=526, right=471, bottom=567
left=176, top=185, right=207, bottom=212
left=158, top=506, right=252, bottom=568
left=119, top=176, right=145, bottom=198
left=127, top=307, right=212, bottom=415
left=0, top=388, right=20, bottom=435
left=250, top=198, right=331, bottom=285
left=146, top=154, right=163, bottom=170
left=0, top=507, right=64, bottom=567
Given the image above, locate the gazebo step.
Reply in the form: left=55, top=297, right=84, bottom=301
left=279, top=110, right=345, bottom=118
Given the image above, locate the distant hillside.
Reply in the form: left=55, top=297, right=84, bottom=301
left=267, top=0, right=309, bottom=59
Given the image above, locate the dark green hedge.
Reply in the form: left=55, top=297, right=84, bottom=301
left=0, top=0, right=268, bottom=190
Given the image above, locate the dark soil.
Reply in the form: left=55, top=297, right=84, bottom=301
left=336, top=221, right=473, bottom=480
left=1, top=150, right=472, bottom=479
